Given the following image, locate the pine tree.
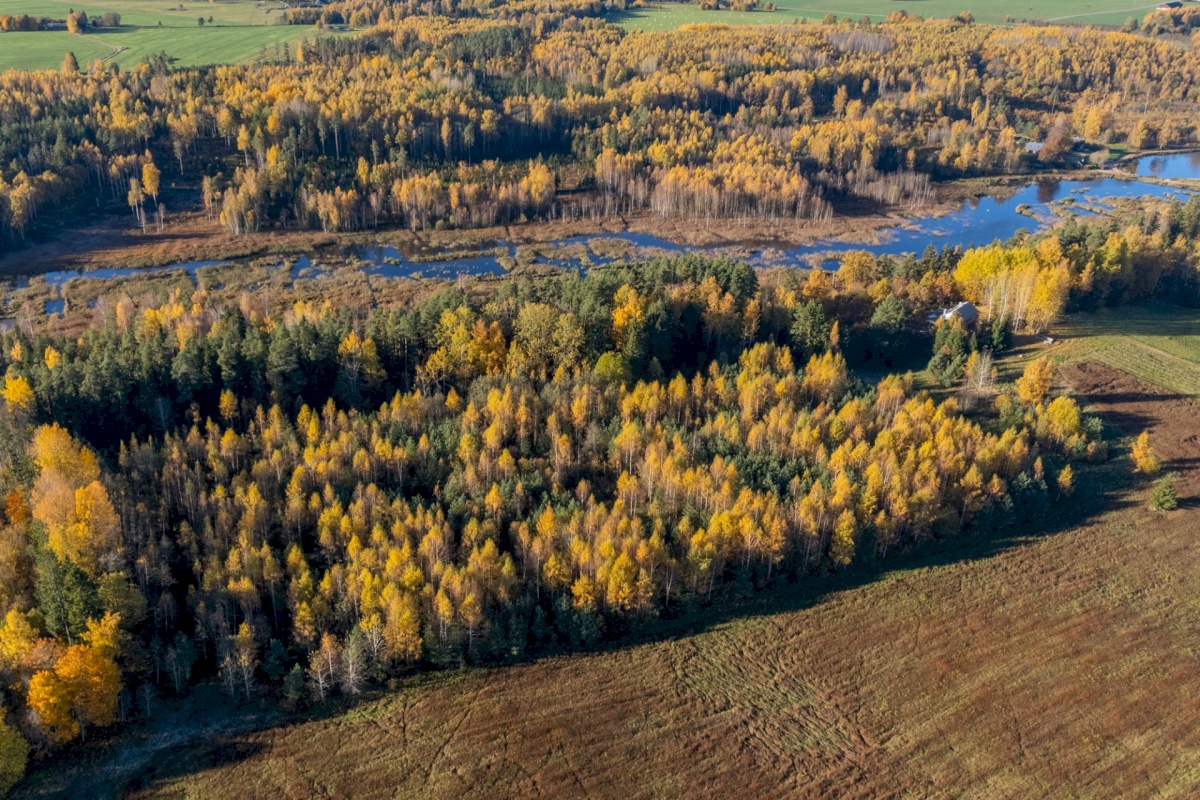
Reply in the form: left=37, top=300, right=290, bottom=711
left=282, top=664, right=306, bottom=708
left=1149, top=474, right=1178, bottom=511
left=790, top=299, right=830, bottom=358
left=34, top=539, right=99, bottom=644
left=928, top=318, right=970, bottom=386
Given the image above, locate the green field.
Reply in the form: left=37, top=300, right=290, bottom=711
left=612, top=0, right=1169, bottom=30
left=0, top=0, right=330, bottom=70
left=1046, top=303, right=1200, bottom=395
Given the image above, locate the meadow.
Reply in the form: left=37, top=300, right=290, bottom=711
left=14, top=303, right=1199, bottom=799
left=0, top=0, right=325, bottom=70
left=612, top=0, right=1170, bottom=30
left=1044, top=302, right=1200, bottom=396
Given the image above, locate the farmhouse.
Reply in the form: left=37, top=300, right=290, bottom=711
left=927, top=301, right=980, bottom=329
left=1157, top=1, right=1182, bottom=9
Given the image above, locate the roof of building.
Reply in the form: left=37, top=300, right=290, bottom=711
left=942, top=301, right=979, bottom=325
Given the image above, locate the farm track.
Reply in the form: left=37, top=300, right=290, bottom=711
left=87, top=36, right=127, bottom=63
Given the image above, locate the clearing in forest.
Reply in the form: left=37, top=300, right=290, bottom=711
left=1045, top=302, right=1200, bottom=396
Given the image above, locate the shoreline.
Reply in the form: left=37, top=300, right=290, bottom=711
left=0, top=155, right=1196, bottom=281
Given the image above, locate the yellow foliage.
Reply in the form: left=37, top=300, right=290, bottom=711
left=1056, top=465, right=1075, bottom=497
left=953, top=245, right=1067, bottom=332
left=219, top=389, right=239, bottom=421
left=0, top=716, right=28, bottom=796
left=2, top=371, right=34, bottom=413
left=36, top=474, right=120, bottom=578
left=830, top=510, right=857, bottom=566
left=81, top=612, right=124, bottom=660
left=1131, top=431, right=1161, bottom=475
left=28, top=644, right=120, bottom=744
left=28, top=668, right=77, bottom=743
left=571, top=574, right=597, bottom=610
left=31, top=424, right=100, bottom=485
left=1015, top=356, right=1055, bottom=406
left=0, top=610, right=38, bottom=670
left=611, top=284, right=647, bottom=351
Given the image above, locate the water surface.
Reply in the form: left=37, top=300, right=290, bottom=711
left=14, top=154, right=1200, bottom=301
left=348, top=168, right=1197, bottom=275
left=40, top=260, right=226, bottom=288
left=1131, top=152, right=1200, bottom=180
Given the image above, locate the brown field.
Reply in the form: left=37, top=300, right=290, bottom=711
left=14, top=351, right=1188, bottom=799
left=1060, top=360, right=1200, bottom=495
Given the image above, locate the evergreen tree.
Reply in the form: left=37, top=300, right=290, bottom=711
left=1149, top=473, right=1178, bottom=511
left=927, top=318, right=970, bottom=386
left=34, top=532, right=100, bottom=644
left=791, top=300, right=830, bottom=359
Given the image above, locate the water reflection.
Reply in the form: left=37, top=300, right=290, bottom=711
left=12, top=153, right=1200, bottom=299
left=1035, top=180, right=1063, bottom=204
left=1134, top=152, right=1200, bottom=180
left=342, top=162, right=1197, bottom=276
left=40, top=260, right=225, bottom=287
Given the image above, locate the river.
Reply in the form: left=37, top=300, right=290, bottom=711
left=24, top=153, right=1200, bottom=298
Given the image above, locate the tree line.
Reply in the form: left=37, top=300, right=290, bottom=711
left=4, top=13, right=1200, bottom=247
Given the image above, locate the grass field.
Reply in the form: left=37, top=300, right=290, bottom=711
left=13, top=304, right=1199, bottom=799
left=0, top=0, right=329, bottom=70
left=1045, top=302, right=1200, bottom=396
left=612, top=0, right=1169, bottom=31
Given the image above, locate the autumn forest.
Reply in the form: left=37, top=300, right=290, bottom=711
left=1, top=0, right=1200, bottom=795
left=3, top=5, right=1200, bottom=247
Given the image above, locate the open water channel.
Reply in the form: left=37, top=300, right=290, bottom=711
left=22, top=153, right=1200, bottom=308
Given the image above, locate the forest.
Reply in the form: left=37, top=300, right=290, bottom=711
left=0, top=188, right=1197, bottom=790
left=3, top=0, right=1200, bottom=788
left=2, top=8, right=1200, bottom=248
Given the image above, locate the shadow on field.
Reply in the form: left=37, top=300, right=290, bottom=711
left=1060, top=301, right=1200, bottom=339
left=119, top=738, right=268, bottom=797
left=16, top=425, right=1150, bottom=800
left=1066, top=391, right=1195, bottom=433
